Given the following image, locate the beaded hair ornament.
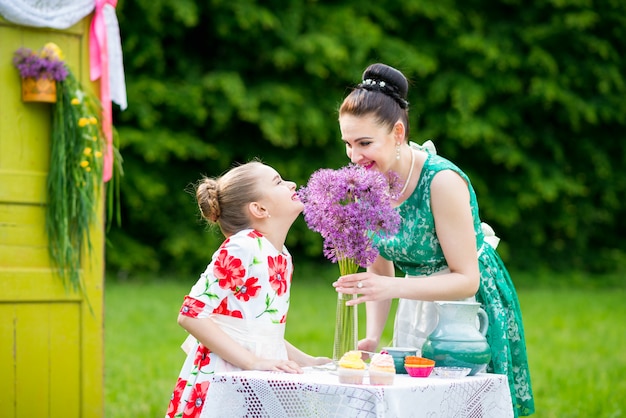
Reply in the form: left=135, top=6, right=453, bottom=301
left=358, top=78, right=409, bottom=109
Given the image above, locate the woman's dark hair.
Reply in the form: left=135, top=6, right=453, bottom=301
left=339, top=63, right=410, bottom=139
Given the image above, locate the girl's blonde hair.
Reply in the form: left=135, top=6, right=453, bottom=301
left=195, top=161, right=264, bottom=236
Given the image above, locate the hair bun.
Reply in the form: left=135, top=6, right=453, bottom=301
left=360, top=63, right=409, bottom=109
left=197, top=178, right=221, bottom=223
left=362, top=63, right=408, bottom=96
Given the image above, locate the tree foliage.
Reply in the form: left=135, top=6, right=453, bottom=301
left=109, top=0, right=626, bottom=278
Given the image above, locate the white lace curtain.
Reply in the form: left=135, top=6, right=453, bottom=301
left=0, top=0, right=94, bottom=29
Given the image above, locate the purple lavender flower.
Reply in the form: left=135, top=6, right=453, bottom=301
left=298, top=164, right=402, bottom=270
left=13, top=47, right=68, bottom=82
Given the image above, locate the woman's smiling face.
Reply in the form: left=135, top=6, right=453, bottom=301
left=339, top=113, right=398, bottom=174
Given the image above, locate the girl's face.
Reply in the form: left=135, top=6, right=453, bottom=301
left=339, top=113, right=399, bottom=174
left=255, top=164, right=303, bottom=220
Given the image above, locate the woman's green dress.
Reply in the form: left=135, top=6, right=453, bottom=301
left=374, top=142, right=535, bottom=417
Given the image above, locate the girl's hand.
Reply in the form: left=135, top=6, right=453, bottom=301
left=252, top=358, right=303, bottom=374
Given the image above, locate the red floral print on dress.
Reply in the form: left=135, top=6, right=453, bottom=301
left=234, top=277, right=261, bottom=302
left=214, top=248, right=246, bottom=290
left=248, top=230, right=263, bottom=239
left=279, top=314, right=287, bottom=324
left=166, top=377, right=187, bottom=418
left=180, top=296, right=206, bottom=318
left=213, top=297, right=243, bottom=318
left=194, top=344, right=211, bottom=370
left=182, top=381, right=210, bottom=418
left=268, top=254, right=289, bottom=296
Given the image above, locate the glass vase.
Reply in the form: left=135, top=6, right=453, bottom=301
left=332, top=292, right=358, bottom=361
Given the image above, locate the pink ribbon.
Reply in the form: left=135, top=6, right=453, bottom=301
left=90, top=0, right=117, bottom=182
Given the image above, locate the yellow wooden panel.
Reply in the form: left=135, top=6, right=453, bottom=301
left=0, top=268, right=81, bottom=302
left=0, top=304, right=17, bottom=418
left=0, top=203, right=47, bottom=247
left=81, top=280, right=105, bottom=418
left=0, top=26, right=52, bottom=176
left=15, top=303, right=51, bottom=417
left=0, top=171, right=47, bottom=204
left=0, top=23, right=86, bottom=187
left=0, top=244, right=50, bottom=269
left=0, top=15, right=105, bottom=418
left=50, top=303, right=81, bottom=418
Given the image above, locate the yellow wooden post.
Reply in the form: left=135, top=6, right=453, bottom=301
left=0, top=15, right=104, bottom=418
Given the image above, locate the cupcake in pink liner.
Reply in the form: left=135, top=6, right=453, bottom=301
left=368, top=351, right=396, bottom=385
left=337, top=350, right=366, bottom=385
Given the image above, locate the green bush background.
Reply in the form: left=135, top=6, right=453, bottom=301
left=107, top=0, right=626, bottom=278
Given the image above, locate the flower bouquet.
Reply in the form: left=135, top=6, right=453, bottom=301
left=298, top=164, right=402, bottom=360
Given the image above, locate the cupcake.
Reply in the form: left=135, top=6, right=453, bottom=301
left=368, top=352, right=396, bottom=385
left=337, top=350, right=366, bottom=384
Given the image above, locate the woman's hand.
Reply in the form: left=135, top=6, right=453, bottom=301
left=308, top=356, right=334, bottom=367
left=332, top=272, right=397, bottom=305
left=357, top=337, right=379, bottom=353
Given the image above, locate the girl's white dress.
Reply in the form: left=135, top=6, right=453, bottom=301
left=166, top=229, right=293, bottom=418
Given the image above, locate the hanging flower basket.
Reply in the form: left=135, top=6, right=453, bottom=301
left=21, top=76, right=57, bottom=103
left=13, top=43, right=67, bottom=104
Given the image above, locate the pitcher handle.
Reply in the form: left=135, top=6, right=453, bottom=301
left=477, top=307, right=489, bottom=336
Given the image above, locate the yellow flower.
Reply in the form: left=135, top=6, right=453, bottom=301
left=95, top=151, right=103, bottom=158
left=91, top=136, right=97, bottom=141
left=71, top=98, right=80, bottom=105
left=80, top=160, right=89, bottom=168
left=89, top=117, right=98, bottom=125
left=78, top=118, right=90, bottom=127
left=42, top=42, right=64, bottom=60
left=86, top=167, right=91, bottom=172
left=83, top=147, right=93, bottom=156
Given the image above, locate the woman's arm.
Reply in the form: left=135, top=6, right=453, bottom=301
left=178, top=315, right=303, bottom=373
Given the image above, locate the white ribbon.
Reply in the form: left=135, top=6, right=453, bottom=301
left=481, top=222, right=500, bottom=250
left=410, top=139, right=437, bottom=154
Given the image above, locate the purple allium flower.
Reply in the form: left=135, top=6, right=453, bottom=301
left=298, top=164, right=402, bottom=270
left=13, top=47, right=68, bottom=82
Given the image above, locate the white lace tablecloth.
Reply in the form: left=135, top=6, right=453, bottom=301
left=202, top=368, right=513, bottom=417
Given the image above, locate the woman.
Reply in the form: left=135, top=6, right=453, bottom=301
left=166, top=161, right=330, bottom=418
left=333, top=63, right=534, bottom=416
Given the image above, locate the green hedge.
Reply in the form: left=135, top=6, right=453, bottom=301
left=107, top=0, right=626, bottom=278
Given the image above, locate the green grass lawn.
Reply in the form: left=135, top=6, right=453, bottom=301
left=104, top=269, right=626, bottom=418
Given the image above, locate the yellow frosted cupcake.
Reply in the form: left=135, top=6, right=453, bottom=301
left=337, top=350, right=366, bottom=384
left=368, top=352, right=396, bottom=385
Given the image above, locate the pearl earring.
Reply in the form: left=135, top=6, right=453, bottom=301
left=396, top=143, right=401, bottom=160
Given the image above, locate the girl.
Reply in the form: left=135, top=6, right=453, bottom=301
left=166, top=161, right=329, bottom=418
